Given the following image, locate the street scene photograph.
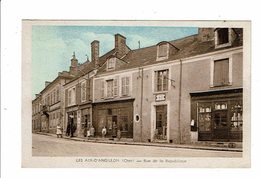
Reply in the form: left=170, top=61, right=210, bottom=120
left=25, top=20, right=249, bottom=167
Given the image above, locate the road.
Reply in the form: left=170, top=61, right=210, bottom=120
left=32, top=134, right=242, bottom=157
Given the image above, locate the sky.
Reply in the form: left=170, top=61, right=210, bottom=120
left=32, top=26, right=198, bottom=98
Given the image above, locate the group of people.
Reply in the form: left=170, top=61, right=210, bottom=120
left=56, top=120, right=122, bottom=140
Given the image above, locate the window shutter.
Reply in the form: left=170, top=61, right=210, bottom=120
left=101, top=80, right=105, bottom=98
left=113, top=78, right=118, bottom=96
left=125, top=76, right=130, bottom=96
left=121, top=77, right=126, bottom=96
left=214, top=59, right=229, bottom=86
left=154, top=71, right=158, bottom=92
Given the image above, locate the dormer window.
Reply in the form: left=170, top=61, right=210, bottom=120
left=215, top=28, right=236, bottom=49
left=107, top=58, right=116, bottom=70
left=157, top=43, right=169, bottom=61
left=217, top=28, right=229, bottom=45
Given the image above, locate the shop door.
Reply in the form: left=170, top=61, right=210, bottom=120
left=212, top=110, right=229, bottom=140
left=155, top=105, right=167, bottom=140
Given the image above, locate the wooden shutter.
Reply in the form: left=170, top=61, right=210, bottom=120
left=154, top=71, right=158, bottom=92
left=125, top=76, right=130, bottom=96
left=101, top=80, right=105, bottom=98
left=214, top=58, right=229, bottom=86
left=121, top=77, right=126, bottom=96
left=113, top=78, right=118, bottom=96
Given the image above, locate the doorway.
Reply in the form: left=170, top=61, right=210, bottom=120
left=155, top=105, right=167, bottom=140
left=212, top=110, right=229, bottom=140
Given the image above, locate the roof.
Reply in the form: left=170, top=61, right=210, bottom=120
left=97, top=28, right=243, bottom=74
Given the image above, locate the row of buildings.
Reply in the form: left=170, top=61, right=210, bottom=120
left=32, top=28, right=243, bottom=144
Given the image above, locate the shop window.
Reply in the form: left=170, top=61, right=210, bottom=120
left=154, top=69, right=169, bottom=92
left=213, top=58, right=229, bottom=86
left=230, top=101, right=243, bottom=131
left=121, top=76, right=130, bottom=96
left=198, top=104, right=212, bottom=132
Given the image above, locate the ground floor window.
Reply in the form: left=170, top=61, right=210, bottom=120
left=93, top=101, right=133, bottom=138
left=191, top=90, right=242, bottom=142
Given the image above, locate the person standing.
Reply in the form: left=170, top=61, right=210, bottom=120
left=56, top=123, right=62, bottom=138
left=102, top=126, right=107, bottom=140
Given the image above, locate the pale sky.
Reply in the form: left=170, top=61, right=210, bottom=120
left=32, top=26, right=198, bottom=98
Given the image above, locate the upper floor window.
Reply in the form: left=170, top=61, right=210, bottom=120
left=154, top=69, right=169, bottom=92
left=107, top=58, right=116, bottom=70
left=100, top=77, right=120, bottom=99
left=68, top=87, right=76, bottom=106
left=157, top=43, right=169, bottom=61
left=213, top=58, right=229, bottom=86
left=217, top=28, right=229, bottom=45
left=81, top=81, right=87, bottom=102
left=215, top=28, right=235, bottom=48
left=121, top=76, right=130, bottom=96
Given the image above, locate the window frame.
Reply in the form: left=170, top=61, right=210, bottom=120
left=68, top=86, right=76, bottom=106
left=210, top=55, right=232, bottom=87
left=153, top=69, right=169, bottom=93
left=215, top=28, right=232, bottom=49
left=156, top=43, right=169, bottom=61
left=107, top=58, right=116, bottom=70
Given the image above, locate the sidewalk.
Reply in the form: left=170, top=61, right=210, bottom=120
left=35, top=132, right=242, bottom=152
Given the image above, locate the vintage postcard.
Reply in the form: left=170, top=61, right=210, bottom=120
left=22, top=20, right=251, bottom=168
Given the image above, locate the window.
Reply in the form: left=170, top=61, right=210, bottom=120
left=158, top=44, right=168, bottom=57
left=230, top=101, right=243, bottom=131
left=157, top=43, right=169, bottom=60
left=217, top=28, right=229, bottom=45
left=154, top=70, right=169, bottom=92
left=81, top=81, right=87, bottom=102
left=107, top=58, right=116, bottom=70
left=213, top=58, right=229, bottom=86
left=120, top=116, right=128, bottom=132
left=68, top=87, right=76, bottom=106
left=121, top=76, right=130, bottom=96
left=107, top=80, right=114, bottom=98
left=198, top=104, right=212, bottom=132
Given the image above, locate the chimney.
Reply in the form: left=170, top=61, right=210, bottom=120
left=70, top=52, right=78, bottom=76
left=198, top=28, right=215, bottom=42
left=115, top=34, right=127, bottom=58
left=45, top=81, right=51, bottom=87
left=91, top=40, right=99, bottom=68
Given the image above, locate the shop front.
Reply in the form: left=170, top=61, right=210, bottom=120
left=190, top=88, right=243, bottom=142
left=93, top=99, right=134, bottom=138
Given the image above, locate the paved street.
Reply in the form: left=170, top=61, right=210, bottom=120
left=32, top=134, right=242, bottom=157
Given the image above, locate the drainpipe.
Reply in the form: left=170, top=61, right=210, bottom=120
left=140, top=68, right=144, bottom=141
left=178, top=59, right=183, bottom=144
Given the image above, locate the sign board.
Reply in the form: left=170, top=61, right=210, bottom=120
left=155, top=93, right=166, bottom=102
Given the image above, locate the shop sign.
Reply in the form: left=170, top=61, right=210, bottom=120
left=155, top=94, right=166, bottom=102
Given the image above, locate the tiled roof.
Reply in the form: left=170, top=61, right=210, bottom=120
left=97, top=28, right=243, bottom=74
